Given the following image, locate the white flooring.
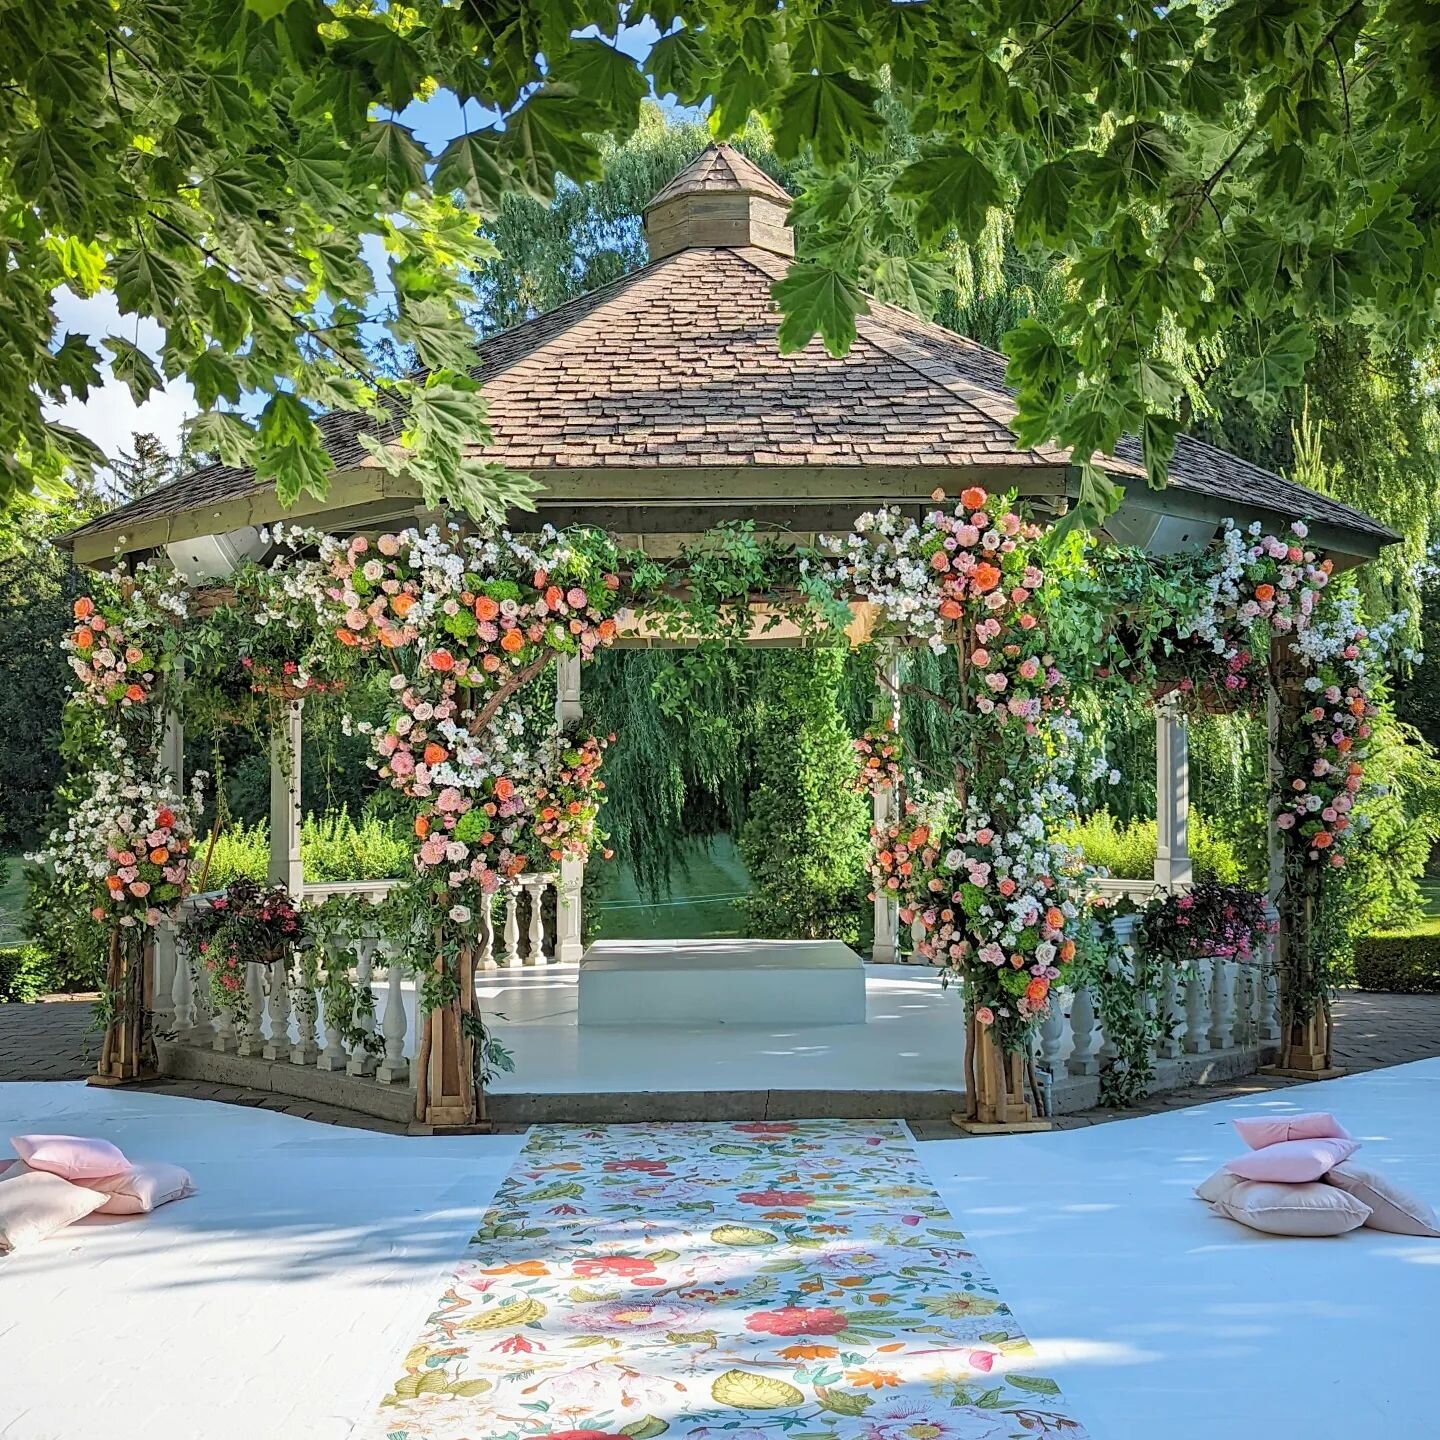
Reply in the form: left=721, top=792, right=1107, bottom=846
left=2, top=1060, right=1437, bottom=1440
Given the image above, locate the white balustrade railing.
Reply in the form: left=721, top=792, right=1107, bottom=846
left=1031, top=952, right=1279, bottom=1102
left=160, top=872, right=556, bottom=1095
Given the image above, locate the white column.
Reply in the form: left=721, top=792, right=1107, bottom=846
left=1154, top=694, right=1193, bottom=890
left=871, top=646, right=902, bottom=964
left=553, top=655, right=585, bottom=962
left=268, top=699, right=304, bottom=895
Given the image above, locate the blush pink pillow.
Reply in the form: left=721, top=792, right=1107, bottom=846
left=1226, top=1136, right=1358, bottom=1183
left=87, top=1160, right=196, bottom=1216
left=1233, top=1112, right=1351, bottom=1150
left=10, top=1134, right=129, bottom=1182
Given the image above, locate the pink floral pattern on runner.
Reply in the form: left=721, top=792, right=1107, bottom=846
left=361, top=1120, right=1087, bottom=1440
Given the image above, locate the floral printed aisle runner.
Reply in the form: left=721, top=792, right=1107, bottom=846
left=363, top=1121, right=1088, bottom=1440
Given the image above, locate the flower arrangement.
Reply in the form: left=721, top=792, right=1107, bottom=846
left=182, top=877, right=307, bottom=1023
left=827, top=487, right=1065, bottom=734
left=35, top=765, right=203, bottom=929
left=852, top=723, right=904, bottom=796
left=1134, top=883, right=1275, bottom=967
left=62, top=564, right=187, bottom=730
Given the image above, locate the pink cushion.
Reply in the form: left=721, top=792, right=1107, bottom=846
left=1210, top=1179, right=1372, bottom=1237
left=1233, top=1112, right=1351, bottom=1150
left=10, top=1133, right=129, bottom=1182
left=1226, top=1136, right=1359, bottom=1182
left=1325, top=1163, right=1440, bottom=1238
left=0, top=1165, right=106, bottom=1253
left=87, top=1160, right=196, bottom=1216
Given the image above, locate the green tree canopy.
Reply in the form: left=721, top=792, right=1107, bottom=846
left=5, top=0, right=1440, bottom=530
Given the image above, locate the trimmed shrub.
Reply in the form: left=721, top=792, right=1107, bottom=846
left=1063, top=810, right=1245, bottom=885
left=1353, top=922, right=1440, bottom=993
left=198, top=811, right=411, bottom=890
left=0, top=944, right=56, bottom=1003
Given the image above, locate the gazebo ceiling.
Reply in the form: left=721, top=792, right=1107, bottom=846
left=65, top=143, right=1397, bottom=568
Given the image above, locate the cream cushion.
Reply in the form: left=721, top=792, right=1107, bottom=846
left=87, top=1160, right=197, bottom=1216
left=0, top=1164, right=106, bottom=1253
left=1210, top=1179, right=1371, bottom=1237
left=1194, top=1167, right=1245, bottom=1205
left=1325, top=1163, right=1440, bottom=1238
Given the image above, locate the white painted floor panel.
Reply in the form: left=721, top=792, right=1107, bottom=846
left=1, top=1063, right=1437, bottom=1440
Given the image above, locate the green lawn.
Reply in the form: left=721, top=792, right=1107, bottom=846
left=592, top=835, right=750, bottom=941
left=0, top=854, right=27, bottom=946
left=1419, top=877, right=1440, bottom=920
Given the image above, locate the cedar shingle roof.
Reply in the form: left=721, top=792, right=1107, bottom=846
left=67, top=146, right=1396, bottom=552
left=648, top=143, right=792, bottom=208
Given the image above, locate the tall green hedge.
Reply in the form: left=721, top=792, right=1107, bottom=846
left=1353, top=922, right=1440, bottom=994
left=738, top=648, right=868, bottom=944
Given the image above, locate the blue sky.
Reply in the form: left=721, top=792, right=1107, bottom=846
left=47, top=20, right=676, bottom=465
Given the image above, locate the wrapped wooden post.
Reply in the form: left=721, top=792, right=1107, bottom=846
left=1261, top=652, right=1345, bottom=1081
left=91, top=929, right=157, bottom=1087
left=952, top=999, right=1051, bottom=1134
left=414, top=936, right=490, bottom=1131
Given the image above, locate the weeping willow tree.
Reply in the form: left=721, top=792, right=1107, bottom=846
left=582, top=647, right=758, bottom=902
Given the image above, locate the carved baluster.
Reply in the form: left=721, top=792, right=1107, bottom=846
left=263, top=956, right=292, bottom=1060
left=1067, top=986, right=1099, bottom=1076
left=376, top=945, right=410, bottom=1085
left=1208, top=957, right=1235, bottom=1050
left=212, top=999, right=237, bottom=1054
left=316, top=941, right=351, bottom=1071
left=346, top=938, right=379, bottom=1077
left=236, top=962, right=266, bottom=1056
left=526, top=878, right=548, bottom=964
left=1184, top=959, right=1211, bottom=1053
left=290, top=957, right=321, bottom=1066
left=152, top=921, right=177, bottom=1037
left=171, top=933, right=196, bottom=1040
left=189, top=955, right=214, bottom=1044
left=1154, top=962, right=1183, bottom=1058
left=477, top=891, right=497, bottom=970
left=503, top=887, right=522, bottom=967
left=1038, top=992, right=1067, bottom=1079
left=1261, top=959, right=1282, bottom=1044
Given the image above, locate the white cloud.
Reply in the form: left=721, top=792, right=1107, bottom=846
left=43, top=287, right=196, bottom=461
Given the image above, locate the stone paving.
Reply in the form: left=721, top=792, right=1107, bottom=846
left=4, top=989, right=1439, bottom=1135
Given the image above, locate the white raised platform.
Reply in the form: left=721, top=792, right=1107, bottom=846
left=577, top=938, right=866, bottom=1026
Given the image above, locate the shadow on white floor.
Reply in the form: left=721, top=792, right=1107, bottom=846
left=2, top=1061, right=1437, bottom=1440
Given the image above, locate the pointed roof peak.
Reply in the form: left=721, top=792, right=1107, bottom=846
left=643, top=143, right=795, bottom=261
left=647, top=143, right=793, bottom=211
